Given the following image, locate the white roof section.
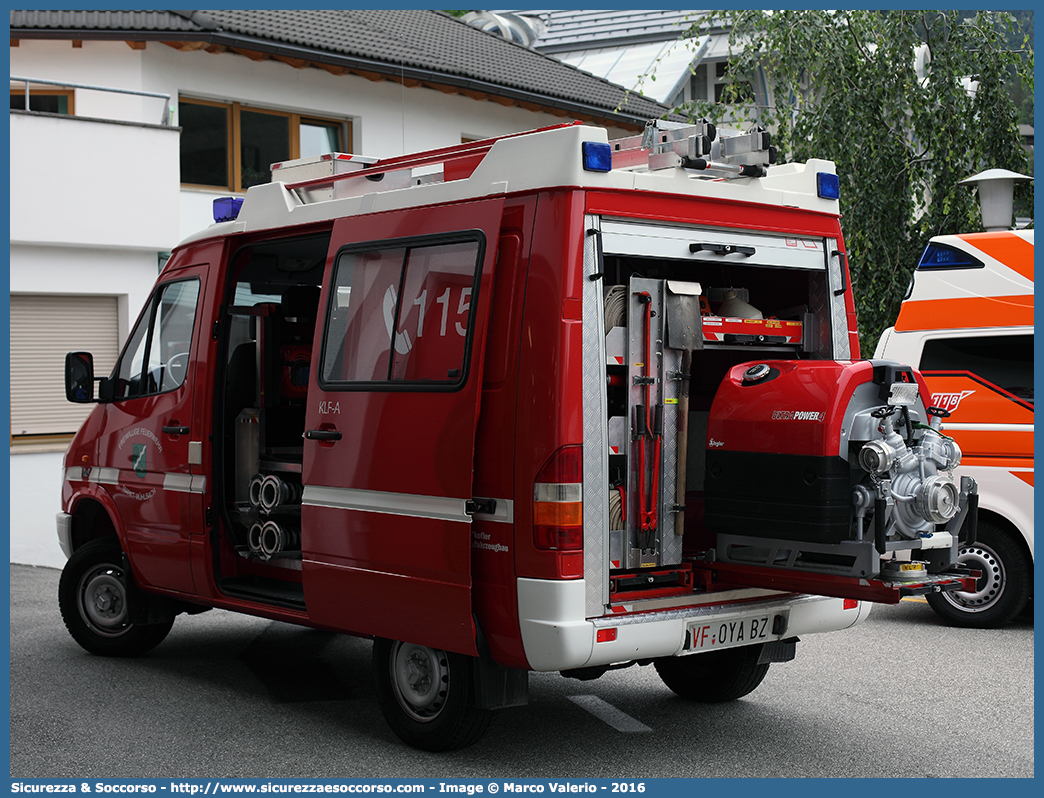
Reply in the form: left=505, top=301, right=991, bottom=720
left=556, top=36, right=709, bottom=104
left=500, top=10, right=707, bottom=51
left=473, top=10, right=731, bottom=105
left=179, top=123, right=840, bottom=248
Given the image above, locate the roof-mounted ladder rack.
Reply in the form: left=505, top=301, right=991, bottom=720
left=611, top=119, right=778, bottom=178
left=274, top=121, right=583, bottom=205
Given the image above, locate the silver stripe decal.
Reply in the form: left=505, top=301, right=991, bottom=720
left=64, top=467, right=205, bottom=493
left=303, top=485, right=475, bottom=523
left=91, top=468, right=120, bottom=485
left=163, top=474, right=208, bottom=494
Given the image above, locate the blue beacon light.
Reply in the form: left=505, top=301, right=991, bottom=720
left=816, top=172, right=840, bottom=200
left=582, top=141, right=613, bottom=172
left=213, top=197, right=244, bottom=222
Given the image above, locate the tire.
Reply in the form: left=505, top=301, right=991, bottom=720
left=655, top=644, right=770, bottom=702
left=58, top=537, right=174, bottom=656
left=926, top=521, right=1031, bottom=629
left=372, top=638, right=492, bottom=751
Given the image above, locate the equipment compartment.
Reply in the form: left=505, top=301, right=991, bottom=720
left=594, top=218, right=976, bottom=604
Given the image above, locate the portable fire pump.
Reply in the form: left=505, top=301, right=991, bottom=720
left=58, top=119, right=979, bottom=752
left=704, top=360, right=976, bottom=587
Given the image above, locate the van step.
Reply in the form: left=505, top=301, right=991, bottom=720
left=220, top=576, right=306, bottom=609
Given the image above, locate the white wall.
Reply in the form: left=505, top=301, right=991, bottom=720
left=10, top=244, right=159, bottom=345
left=11, top=39, right=166, bottom=124
left=139, top=42, right=626, bottom=157
left=9, top=452, right=68, bottom=569
left=10, top=113, right=181, bottom=251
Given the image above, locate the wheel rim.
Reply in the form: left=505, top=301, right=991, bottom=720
left=77, top=563, right=132, bottom=637
left=389, top=642, right=449, bottom=722
left=942, top=542, right=1006, bottom=613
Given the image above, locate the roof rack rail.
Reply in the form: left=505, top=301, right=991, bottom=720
left=611, top=119, right=778, bottom=178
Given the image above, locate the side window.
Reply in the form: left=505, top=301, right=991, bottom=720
left=321, top=236, right=483, bottom=389
left=115, top=279, right=200, bottom=399
left=920, top=334, right=1034, bottom=404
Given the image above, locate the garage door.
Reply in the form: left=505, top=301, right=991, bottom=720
left=10, top=294, right=120, bottom=438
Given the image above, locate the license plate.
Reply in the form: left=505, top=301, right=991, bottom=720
left=688, top=612, right=782, bottom=652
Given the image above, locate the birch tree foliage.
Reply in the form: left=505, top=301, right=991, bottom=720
left=673, top=9, right=1033, bottom=346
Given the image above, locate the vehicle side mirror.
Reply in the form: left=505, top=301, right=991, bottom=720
left=65, top=352, right=95, bottom=403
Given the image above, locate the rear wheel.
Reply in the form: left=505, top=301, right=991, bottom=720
left=372, top=638, right=492, bottom=751
left=926, top=521, right=1031, bottom=628
left=58, top=537, right=173, bottom=656
left=655, top=644, right=769, bottom=702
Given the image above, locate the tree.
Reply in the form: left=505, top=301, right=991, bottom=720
left=673, top=10, right=1033, bottom=346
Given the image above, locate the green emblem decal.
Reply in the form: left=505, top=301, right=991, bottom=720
left=132, top=444, right=147, bottom=479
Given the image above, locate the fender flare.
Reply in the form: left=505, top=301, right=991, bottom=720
left=65, top=484, right=140, bottom=577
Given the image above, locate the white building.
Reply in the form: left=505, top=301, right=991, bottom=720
left=9, top=9, right=671, bottom=567
left=462, top=10, right=767, bottom=111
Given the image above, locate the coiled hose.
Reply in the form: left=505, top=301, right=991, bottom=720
left=608, top=486, right=625, bottom=531
left=603, top=284, right=627, bottom=331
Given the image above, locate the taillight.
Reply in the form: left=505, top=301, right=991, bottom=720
left=533, top=445, right=583, bottom=553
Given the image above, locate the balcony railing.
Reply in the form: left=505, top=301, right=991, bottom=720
left=10, top=75, right=172, bottom=126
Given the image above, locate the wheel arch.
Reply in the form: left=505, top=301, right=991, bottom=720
left=975, top=508, right=1034, bottom=597
left=67, top=491, right=124, bottom=555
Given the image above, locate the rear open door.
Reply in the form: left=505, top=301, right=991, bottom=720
left=301, top=198, right=504, bottom=655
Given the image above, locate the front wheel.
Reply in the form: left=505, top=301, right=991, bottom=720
left=926, top=521, right=1031, bottom=628
left=372, top=638, right=492, bottom=751
left=58, top=537, right=174, bottom=656
left=655, top=644, right=770, bottom=702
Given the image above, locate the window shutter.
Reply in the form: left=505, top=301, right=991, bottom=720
left=10, top=294, right=120, bottom=437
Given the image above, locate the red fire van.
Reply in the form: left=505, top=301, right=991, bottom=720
left=59, top=121, right=977, bottom=750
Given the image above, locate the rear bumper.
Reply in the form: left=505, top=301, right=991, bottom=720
left=517, top=577, right=871, bottom=672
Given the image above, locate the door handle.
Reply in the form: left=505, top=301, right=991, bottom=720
left=304, top=429, right=342, bottom=441
left=162, top=425, right=190, bottom=435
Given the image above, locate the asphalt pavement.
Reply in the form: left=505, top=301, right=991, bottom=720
left=8, top=563, right=1034, bottom=779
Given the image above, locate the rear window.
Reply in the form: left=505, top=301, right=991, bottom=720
left=920, top=334, right=1033, bottom=403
